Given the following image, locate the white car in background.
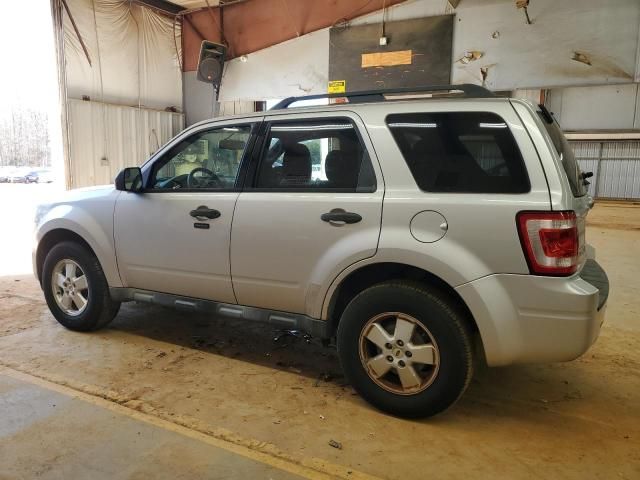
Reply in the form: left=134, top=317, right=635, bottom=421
left=26, top=169, right=56, bottom=184
left=0, top=167, right=30, bottom=183
left=0, top=167, right=12, bottom=183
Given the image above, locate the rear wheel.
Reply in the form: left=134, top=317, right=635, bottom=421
left=42, top=241, right=120, bottom=331
left=337, top=281, right=474, bottom=418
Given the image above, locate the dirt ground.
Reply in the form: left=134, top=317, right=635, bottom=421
left=0, top=187, right=638, bottom=479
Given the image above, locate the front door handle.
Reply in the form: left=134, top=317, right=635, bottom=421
left=190, top=205, right=221, bottom=220
left=321, top=208, right=362, bottom=225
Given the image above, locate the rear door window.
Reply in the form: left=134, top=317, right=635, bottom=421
left=253, top=119, right=376, bottom=192
left=387, top=112, right=530, bottom=193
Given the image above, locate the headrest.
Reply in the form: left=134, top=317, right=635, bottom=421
left=325, top=150, right=360, bottom=188
left=412, top=139, right=431, bottom=154
left=281, top=143, right=311, bottom=185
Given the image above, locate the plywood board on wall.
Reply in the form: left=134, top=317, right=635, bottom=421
left=329, top=15, right=453, bottom=92
left=361, top=50, right=413, bottom=68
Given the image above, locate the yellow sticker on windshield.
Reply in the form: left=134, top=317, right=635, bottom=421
left=328, top=80, right=346, bottom=94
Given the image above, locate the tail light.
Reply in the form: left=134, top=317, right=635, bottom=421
left=517, top=211, right=583, bottom=276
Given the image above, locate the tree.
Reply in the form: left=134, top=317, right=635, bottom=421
left=0, top=106, right=51, bottom=167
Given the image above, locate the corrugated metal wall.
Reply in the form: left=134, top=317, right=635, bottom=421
left=571, top=140, right=640, bottom=200
left=68, top=99, right=184, bottom=188
left=218, top=101, right=260, bottom=117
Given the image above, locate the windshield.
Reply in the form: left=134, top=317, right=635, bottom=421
left=537, top=110, right=587, bottom=197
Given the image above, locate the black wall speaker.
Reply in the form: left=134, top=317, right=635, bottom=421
left=197, top=40, right=226, bottom=86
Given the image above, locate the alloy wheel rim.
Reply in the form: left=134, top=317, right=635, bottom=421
left=51, top=259, right=89, bottom=316
left=358, top=312, right=440, bottom=395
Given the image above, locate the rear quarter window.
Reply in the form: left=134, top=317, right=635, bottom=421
left=386, top=112, right=530, bottom=193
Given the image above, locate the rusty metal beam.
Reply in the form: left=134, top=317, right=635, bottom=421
left=182, top=0, right=409, bottom=69
left=134, top=0, right=185, bottom=15
left=204, top=0, right=227, bottom=46
left=60, top=0, right=92, bottom=66
left=183, top=15, right=208, bottom=41
left=179, top=0, right=250, bottom=15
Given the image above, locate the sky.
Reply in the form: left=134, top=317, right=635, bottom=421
left=0, top=1, right=59, bottom=110
left=0, top=0, right=63, bottom=169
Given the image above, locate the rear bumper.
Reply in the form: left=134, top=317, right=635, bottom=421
left=456, top=259, right=608, bottom=366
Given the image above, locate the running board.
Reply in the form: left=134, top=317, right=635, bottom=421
left=109, top=287, right=330, bottom=338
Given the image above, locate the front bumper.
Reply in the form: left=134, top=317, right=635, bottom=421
left=456, top=259, right=608, bottom=367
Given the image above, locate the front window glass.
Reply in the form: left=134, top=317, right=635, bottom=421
left=150, top=125, right=252, bottom=190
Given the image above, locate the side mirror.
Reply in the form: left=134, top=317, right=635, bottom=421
left=115, top=167, right=143, bottom=192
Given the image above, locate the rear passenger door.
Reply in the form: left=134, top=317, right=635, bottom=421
left=230, top=112, right=384, bottom=316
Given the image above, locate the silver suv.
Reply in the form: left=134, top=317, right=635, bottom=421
left=33, top=85, right=609, bottom=418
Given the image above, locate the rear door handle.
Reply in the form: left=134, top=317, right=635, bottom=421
left=321, top=208, right=362, bottom=225
left=190, top=206, right=221, bottom=220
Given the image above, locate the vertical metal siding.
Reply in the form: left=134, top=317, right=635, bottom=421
left=571, top=141, right=601, bottom=159
left=571, top=140, right=601, bottom=198
left=598, top=158, right=640, bottom=199
left=68, top=99, right=184, bottom=188
left=576, top=159, right=599, bottom=197
left=569, top=140, right=640, bottom=200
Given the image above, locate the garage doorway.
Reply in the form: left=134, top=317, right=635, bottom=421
left=0, top=2, right=64, bottom=276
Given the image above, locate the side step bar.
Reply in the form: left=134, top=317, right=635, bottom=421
left=110, top=287, right=330, bottom=338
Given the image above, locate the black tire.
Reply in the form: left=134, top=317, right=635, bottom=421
left=42, top=241, right=120, bottom=331
left=337, top=281, right=474, bottom=418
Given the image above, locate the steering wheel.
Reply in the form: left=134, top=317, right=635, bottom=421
left=187, top=167, right=222, bottom=188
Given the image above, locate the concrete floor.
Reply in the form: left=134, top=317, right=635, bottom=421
left=0, top=184, right=639, bottom=479
left=0, top=371, right=305, bottom=479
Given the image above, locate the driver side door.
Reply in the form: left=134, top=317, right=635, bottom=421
left=114, top=121, right=259, bottom=303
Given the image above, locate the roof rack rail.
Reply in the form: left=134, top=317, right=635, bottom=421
left=270, top=84, right=494, bottom=110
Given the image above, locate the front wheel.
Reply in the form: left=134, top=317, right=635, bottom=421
left=42, top=241, right=120, bottom=331
left=337, top=281, right=474, bottom=418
